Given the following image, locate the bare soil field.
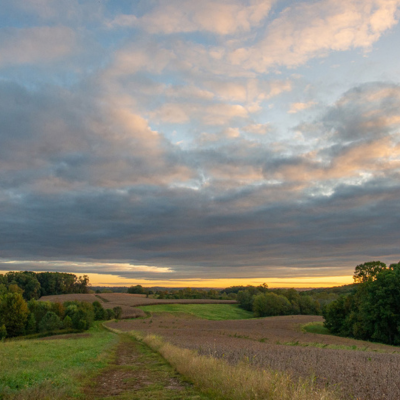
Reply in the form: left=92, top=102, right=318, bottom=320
left=39, top=293, right=236, bottom=319
left=106, top=314, right=400, bottom=400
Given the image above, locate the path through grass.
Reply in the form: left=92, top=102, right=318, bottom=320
left=137, top=304, right=253, bottom=320
left=85, top=334, right=211, bottom=399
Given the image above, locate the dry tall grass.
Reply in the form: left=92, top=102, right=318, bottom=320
left=108, top=327, right=338, bottom=400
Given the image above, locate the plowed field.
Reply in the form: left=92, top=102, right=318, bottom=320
left=106, top=314, right=400, bottom=400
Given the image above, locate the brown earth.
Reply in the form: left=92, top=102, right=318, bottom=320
left=106, top=314, right=400, bottom=400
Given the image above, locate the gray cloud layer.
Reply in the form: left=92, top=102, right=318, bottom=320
left=1, top=81, right=400, bottom=280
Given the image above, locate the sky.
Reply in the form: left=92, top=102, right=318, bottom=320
left=1, top=0, right=400, bottom=288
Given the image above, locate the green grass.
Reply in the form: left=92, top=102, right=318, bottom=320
left=137, top=304, right=253, bottom=320
left=301, top=321, right=331, bottom=335
left=89, top=334, right=211, bottom=400
left=0, top=323, right=117, bottom=399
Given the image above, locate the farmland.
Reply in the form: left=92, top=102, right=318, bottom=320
left=137, top=303, right=253, bottom=320
left=107, top=312, right=400, bottom=400
left=39, top=293, right=237, bottom=319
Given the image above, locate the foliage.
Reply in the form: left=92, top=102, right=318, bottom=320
left=237, top=289, right=258, bottom=311
left=253, top=293, right=292, bottom=317
left=353, top=261, right=388, bottom=283
left=324, top=260, right=400, bottom=345
left=113, top=306, right=122, bottom=319
left=127, top=284, right=145, bottom=294
left=0, top=324, right=7, bottom=340
left=63, top=315, right=73, bottom=329
left=0, top=271, right=90, bottom=300
left=0, top=292, right=29, bottom=337
left=38, top=311, right=62, bottom=332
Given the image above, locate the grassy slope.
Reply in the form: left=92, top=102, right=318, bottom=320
left=0, top=323, right=117, bottom=399
left=137, top=304, right=253, bottom=320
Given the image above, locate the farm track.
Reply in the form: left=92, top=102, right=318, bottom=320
left=83, top=334, right=209, bottom=400
left=107, top=315, right=400, bottom=400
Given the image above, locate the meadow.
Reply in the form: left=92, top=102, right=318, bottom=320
left=137, top=303, right=253, bottom=320
left=0, top=323, right=117, bottom=399
left=5, top=297, right=400, bottom=399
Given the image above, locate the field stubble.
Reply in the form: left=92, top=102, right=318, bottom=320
left=107, top=314, right=400, bottom=400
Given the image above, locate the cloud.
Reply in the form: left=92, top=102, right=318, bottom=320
left=110, top=0, right=275, bottom=35
left=229, top=0, right=400, bottom=71
left=0, top=26, right=77, bottom=66
left=288, top=101, right=316, bottom=114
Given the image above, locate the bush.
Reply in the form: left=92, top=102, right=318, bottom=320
left=237, top=290, right=257, bottom=311
left=113, top=306, right=122, bottom=319
left=93, top=301, right=107, bottom=321
left=0, top=324, right=7, bottom=340
left=39, top=311, right=62, bottom=332
left=0, top=292, right=29, bottom=337
left=63, top=315, right=73, bottom=329
left=253, top=293, right=291, bottom=317
left=106, top=309, right=115, bottom=320
left=26, top=313, right=37, bottom=334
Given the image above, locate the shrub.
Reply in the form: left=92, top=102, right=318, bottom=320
left=0, top=292, right=29, bottom=337
left=39, top=311, right=62, bottom=332
left=63, top=315, right=73, bottom=329
left=253, top=293, right=292, bottom=317
left=93, top=301, right=107, bottom=320
left=106, top=309, right=115, bottom=320
left=26, top=313, right=37, bottom=334
left=0, top=324, right=7, bottom=340
left=113, top=306, right=122, bottom=319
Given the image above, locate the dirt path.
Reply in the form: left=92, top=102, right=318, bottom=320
left=84, top=334, right=209, bottom=400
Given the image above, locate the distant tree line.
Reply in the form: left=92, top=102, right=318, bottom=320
left=0, top=271, right=90, bottom=300
left=0, top=284, right=122, bottom=339
left=323, top=261, right=400, bottom=345
left=231, top=283, right=322, bottom=317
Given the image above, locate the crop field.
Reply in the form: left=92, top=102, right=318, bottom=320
left=39, top=293, right=237, bottom=319
left=107, top=313, right=400, bottom=400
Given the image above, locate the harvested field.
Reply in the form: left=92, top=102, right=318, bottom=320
left=39, top=293, right=236, bottom=319
left=106, top=314, right=400, bottom=400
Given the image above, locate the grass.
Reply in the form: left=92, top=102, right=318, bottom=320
left=0, top=323, right=117, bottom=399
left=137, top=304, right=253, bottom=320
left=108, top=327, right=339, bottom=400
left=85, top=334, right=211, bottom=400
left=301, top=322, right=331, bottom=335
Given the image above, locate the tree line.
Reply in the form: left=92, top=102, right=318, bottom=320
left=0, top=284, right=122, bottom=339
left=233, top=284, right=322, bottom=317
left=323, top=261, right=400, bottom=345
left=0, top=271, right=90, bottom=300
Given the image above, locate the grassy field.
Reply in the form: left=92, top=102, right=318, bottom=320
left=137, top=303, right=253, bottom=320
left=301, top=321, right=331, bottom=335
left=0, top=323, right=117, bottom=399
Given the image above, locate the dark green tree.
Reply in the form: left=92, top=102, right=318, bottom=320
left=353, top=261, right=388, bottom=283
left=39, top=311, right=62, bottom=332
